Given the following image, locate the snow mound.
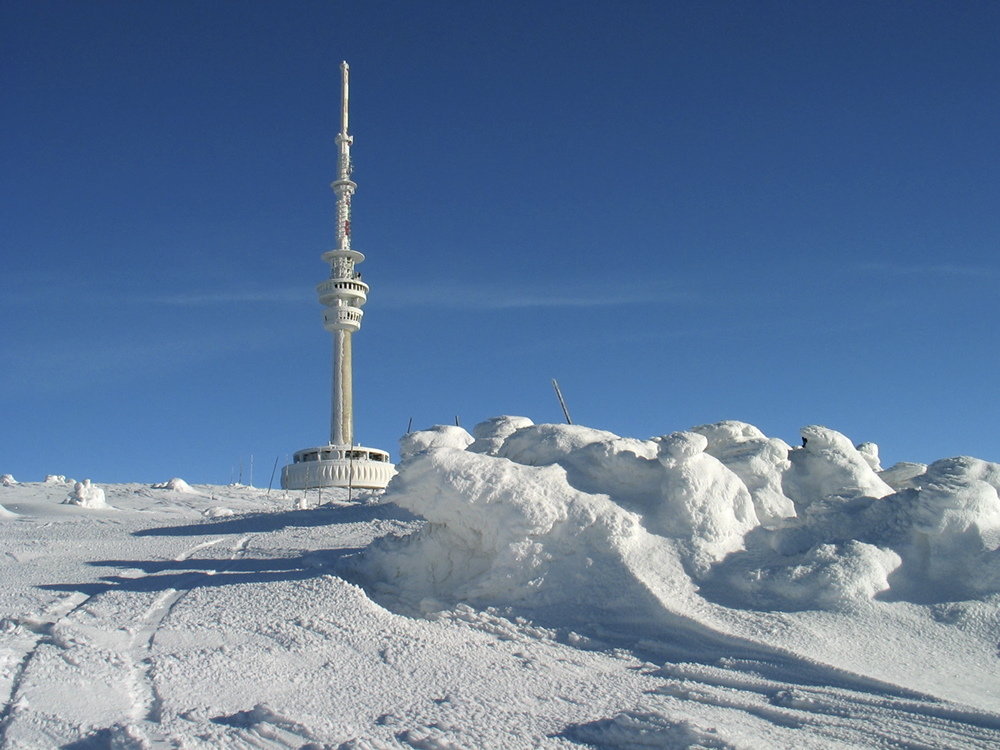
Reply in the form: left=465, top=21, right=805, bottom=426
left=63, top=479, right=109, bottom=509
left=1, top=473, right=16, bottom=486
left=151, top=477, right=197, bottom=492
left=203, top=506, right=234, bottom=518
left=400, top=424, right=474, bottom=458
left=364, top=418, right=1000, bottom=617
left=45, top=474, right=67, bottom=484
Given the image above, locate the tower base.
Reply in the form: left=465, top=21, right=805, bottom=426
left=281, top=444, right=395, bottom=490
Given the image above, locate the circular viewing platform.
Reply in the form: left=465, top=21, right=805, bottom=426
left=281, top=445, right=395, bottom=490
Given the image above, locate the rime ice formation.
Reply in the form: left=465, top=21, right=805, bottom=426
left=281, top=61, right=394, bottom=492
left=362, top=417, right=1000, bottom=619
left=691, top=420, right=796, bottom=524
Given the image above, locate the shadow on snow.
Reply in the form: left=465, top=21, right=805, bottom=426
left=131, top=501, right=419, bottom=538
left=38, top=546, right=365, bottom=598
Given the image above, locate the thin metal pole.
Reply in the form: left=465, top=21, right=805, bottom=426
left=348, top=443, right=355, bottom=504
left=552, top=379, right=572, bottom=425
left=267, top=456, right=279, bottom=495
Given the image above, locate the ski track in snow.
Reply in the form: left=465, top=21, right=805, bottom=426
left=120, top=535, right=255, bottom=737
left=0, top=527, right=258, bottom=749
left=638, top=661, right=1000, bottom=749
left=0, top=592, right=93, bottom=733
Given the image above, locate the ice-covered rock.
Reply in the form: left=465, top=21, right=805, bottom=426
left=887, top=456, right=1000, bottom=599
left=490, top=420, right=668, bottom=515
left=706, top=539, right=902, bottom=611
left=554, top=435, right=663, bottom=507
left=63, top=479, right=109, bottom=509
left=1, top=473, right=16, bottom=486
left=44, top=474, right=67, bottom=484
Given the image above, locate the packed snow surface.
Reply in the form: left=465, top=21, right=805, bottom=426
left=2, top=418, right=1000, bottom=749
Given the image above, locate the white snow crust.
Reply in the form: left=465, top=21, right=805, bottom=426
left=2, top=417, right=1000, bottom=749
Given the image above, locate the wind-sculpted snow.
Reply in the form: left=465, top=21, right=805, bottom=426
left=366, top=435, right=653, bottom=616
left=366, top=418, right=1000, bottom=618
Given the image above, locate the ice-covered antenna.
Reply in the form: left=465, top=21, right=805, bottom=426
left=340, top=60, right=350, bottom=136
left=333, top=61, right=355, bottom=251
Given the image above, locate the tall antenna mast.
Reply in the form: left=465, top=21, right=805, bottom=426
left=334, top=61, right=354, bottom=252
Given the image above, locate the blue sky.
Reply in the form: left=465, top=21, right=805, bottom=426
left=2, top=1, right=999, bottom=484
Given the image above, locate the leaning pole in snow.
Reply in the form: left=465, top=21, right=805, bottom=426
left=281, top=62, right=395, bottom=491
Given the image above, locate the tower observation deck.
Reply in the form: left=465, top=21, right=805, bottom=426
left=281, top=62, right=395, bottom=492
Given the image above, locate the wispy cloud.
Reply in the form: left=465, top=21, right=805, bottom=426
left=139, top=288, right=312, bottom=306
left=0, top=326, right=293, bottom=395
left=0, top=284, right=313, bottom=307
left=373, top=280, right=700, bottom=310
left=857, top=262, right=996, bottom=279
left=1, top=275, right=700, bottom=311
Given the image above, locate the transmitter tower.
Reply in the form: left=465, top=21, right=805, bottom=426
left=281, top=62, right=395, bottom=491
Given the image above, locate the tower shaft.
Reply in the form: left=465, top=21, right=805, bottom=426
left=331, top=328, right=353, bottom=446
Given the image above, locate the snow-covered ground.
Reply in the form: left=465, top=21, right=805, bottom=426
left=2, top=418, right=1000, bottom=749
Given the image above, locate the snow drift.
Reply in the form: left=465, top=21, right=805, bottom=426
left=363, top=418, right=1000, bottom=619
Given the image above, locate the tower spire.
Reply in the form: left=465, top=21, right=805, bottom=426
left=333, top=61, right=355, bottom=253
